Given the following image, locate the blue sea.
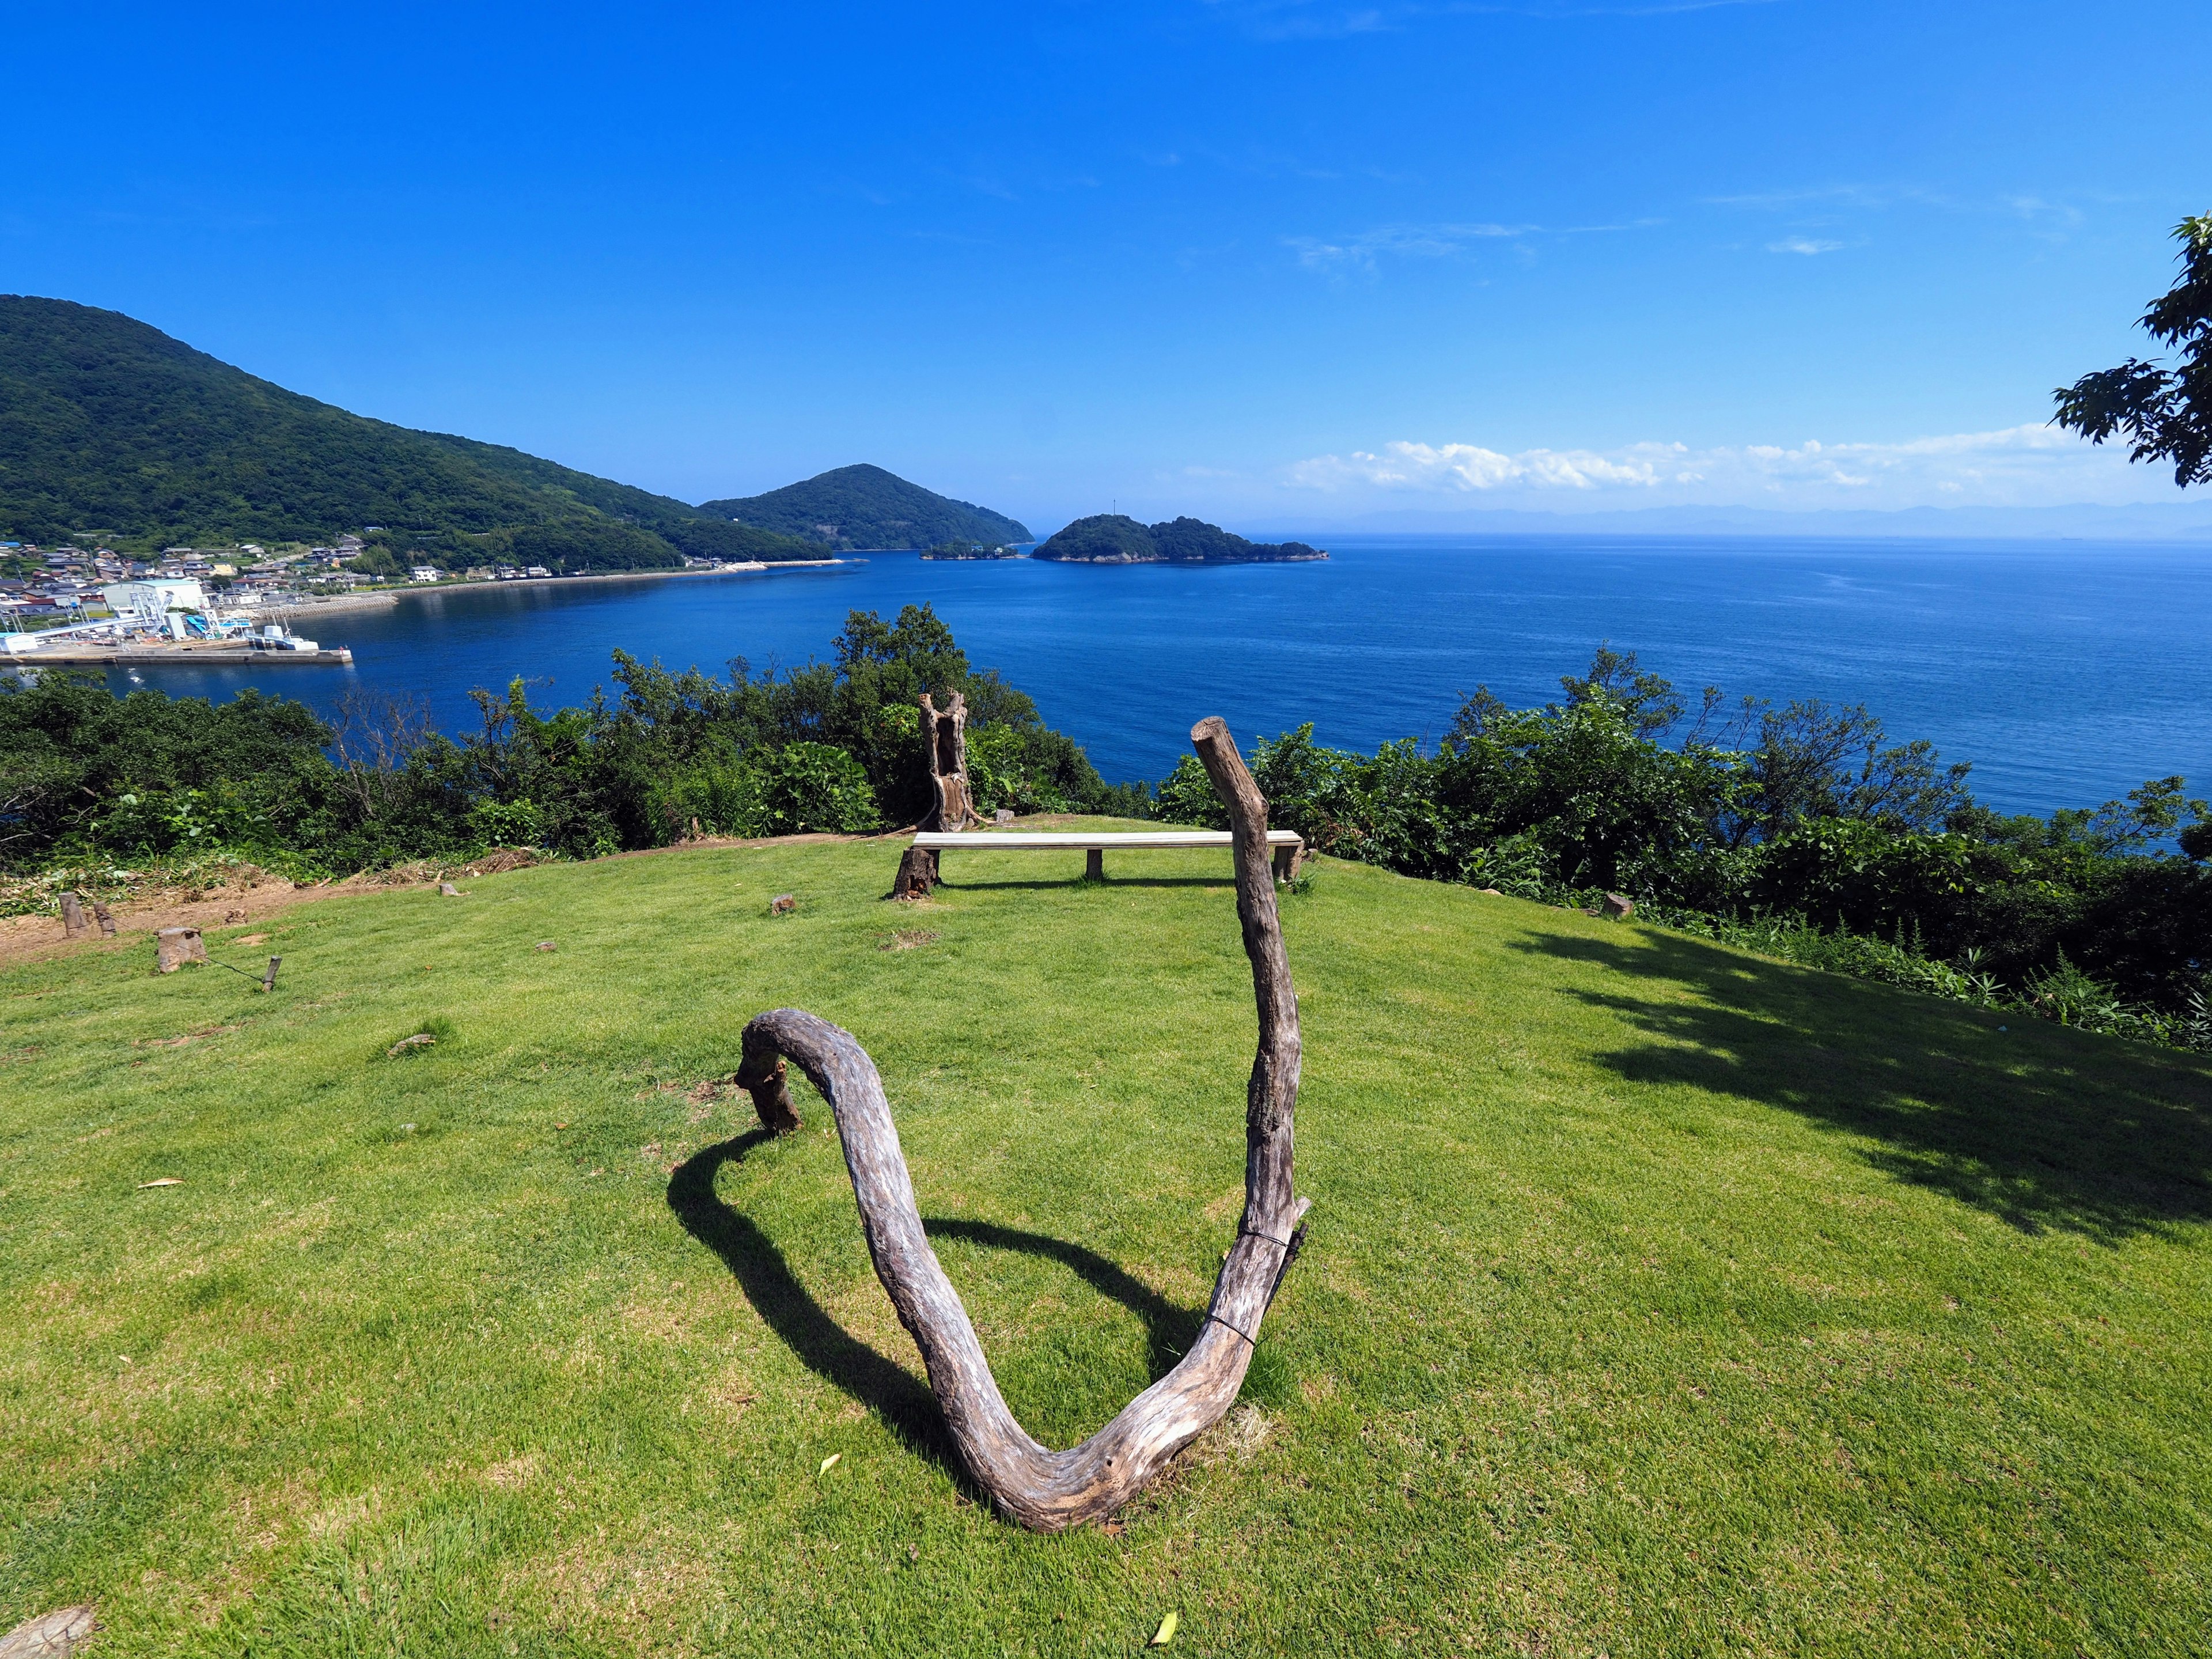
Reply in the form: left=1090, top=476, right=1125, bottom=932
left=81, top=536, right=2212, bottom=817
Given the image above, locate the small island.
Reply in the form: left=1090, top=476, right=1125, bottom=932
left=1031, top=514, right=1327, bottom=565
left=919, top=539, right=1024, bottom=560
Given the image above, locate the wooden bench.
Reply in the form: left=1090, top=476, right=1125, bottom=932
left=911, top=829, right=1305, bottom=882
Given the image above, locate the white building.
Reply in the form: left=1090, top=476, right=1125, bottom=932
left=410, top=566, right=440, bottom=584
left=101, top=578, right=208, bottom=634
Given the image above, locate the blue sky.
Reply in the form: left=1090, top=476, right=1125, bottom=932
left=6, top=1, right=2208, bottom=529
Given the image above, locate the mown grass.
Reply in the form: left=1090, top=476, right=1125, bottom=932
left=2, top=828, right=2209, bottom=1656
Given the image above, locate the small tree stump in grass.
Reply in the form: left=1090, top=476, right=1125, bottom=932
left=1601, top=892, right=1635, bottom=920
left=770, top=894, right=798, bottom=915
left=93, top=902, right=117, bottom=936
left=994, top=808, right=1016, bottom=825
left=890, top=847, right=936, bottom=900
left=155, top=927, right=207, bottom=974
left=59, top=892, right=88, bottom=938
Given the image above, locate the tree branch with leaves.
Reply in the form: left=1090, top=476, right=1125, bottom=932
left=2054, top=214, right=2212, bottom=486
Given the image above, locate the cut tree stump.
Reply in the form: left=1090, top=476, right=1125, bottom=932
left=93, top=902, right=117, bottom=937
left=1601, top=892, right=1635, bottom=920
left=889, top=846, right=937, bottom=900
left=737, top=714, right=1309, bottom=1532
left=59, top=892, right=88, bottom=939
left=154, top=927, right=207, bottom=974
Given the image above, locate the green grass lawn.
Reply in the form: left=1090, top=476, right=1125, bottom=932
left=3, top=830, right=2209, bottom=1657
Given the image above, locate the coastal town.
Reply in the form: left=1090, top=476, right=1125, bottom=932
left=0, top=533, right=781, bottom=660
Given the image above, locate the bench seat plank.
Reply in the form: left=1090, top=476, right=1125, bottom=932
left=911, top=830, right=1300, bottom=850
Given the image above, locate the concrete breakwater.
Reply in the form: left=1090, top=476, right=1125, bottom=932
left=8, top=642, right=355, bottom=665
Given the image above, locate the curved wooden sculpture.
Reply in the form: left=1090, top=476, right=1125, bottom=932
left=733, top=715, right=1308, bottom=1531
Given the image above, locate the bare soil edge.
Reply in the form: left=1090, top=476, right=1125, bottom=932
left=0, top=828, right=910, bottom=971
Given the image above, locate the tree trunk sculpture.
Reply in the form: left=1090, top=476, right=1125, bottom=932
left=919, top=690, right=983, bottom=834
left=734, top=715, right=1307, bottom=1530
left=891, top=690, right=984, bottom=898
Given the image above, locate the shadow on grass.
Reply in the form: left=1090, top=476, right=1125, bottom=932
left=1513, top=925, right=2212, bottom=1243
left=921, top=1217, right=1203, bottom=1381
left=666, top=1131, right=959, bottom=1476
left=666, top=1141, right=1205, bottom=1473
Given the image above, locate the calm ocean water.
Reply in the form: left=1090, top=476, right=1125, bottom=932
left=84, top=535, right=2212, bottom=817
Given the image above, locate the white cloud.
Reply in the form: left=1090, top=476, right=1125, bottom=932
left=1286, top=425, right=2176, bottom=509
left=1287, top=220, right=1534, bottom=274
left=1768, top=236, right=1843, bottom=255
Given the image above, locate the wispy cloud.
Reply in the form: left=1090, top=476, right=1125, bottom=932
left=1214, top=0, right=1775, bottom=39
left=1287, top=425, right=2164, bottom=508
left=1287, top=219, right=1535, bottom=273
left=1768, top=236, right=1843, bottom=255
left=1285, top=215, right=1655, bottom=275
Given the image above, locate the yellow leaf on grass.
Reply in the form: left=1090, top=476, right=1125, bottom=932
left=819, top=1453, right=840, bottom=1475
left=1150, top=1610, right=1179, bottom=1646
left=137, top=1177, right=183, bottom=1188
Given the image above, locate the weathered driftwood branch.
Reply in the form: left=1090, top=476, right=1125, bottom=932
left=738, top=714, right=1306, bottom=1530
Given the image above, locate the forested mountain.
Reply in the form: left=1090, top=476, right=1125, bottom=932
left=0, top=297, right=816, bottom=570
left=699, top=463, right=1031, bottom=551
left=1032, top=513, right=1325, bottom=563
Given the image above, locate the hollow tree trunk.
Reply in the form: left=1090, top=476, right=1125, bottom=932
left=918, top=691, right=982, bottom=835
left=739, top=714, right=1306, bottom=1531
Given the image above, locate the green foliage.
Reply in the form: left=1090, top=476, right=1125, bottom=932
left=2054, top=214, right=2212, bottom=487
left=0, top=609, right=1115, bottom=877
left=1152, top=648, right=2212, bottom=1044
left=0, top=296, right=819, bottom=565
left=698, top=463, right=1030, bottom=551
left=1032, top=513, right=1323, bottom=563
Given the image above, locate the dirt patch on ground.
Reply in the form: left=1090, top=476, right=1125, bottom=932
left=0, top=874, right=389, bottom=971
left=0, top=831, right=914, bottom=972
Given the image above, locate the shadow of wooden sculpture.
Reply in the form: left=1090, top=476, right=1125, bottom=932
left=736, top=715, right=1309, bottom=1531
left=891, top=689, right=982, bottom=899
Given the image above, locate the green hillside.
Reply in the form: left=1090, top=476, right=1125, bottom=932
left=700, top=463, right=1032, bottom=551
left=3, top=833, right=2207, bottom=1654
left=0, top=297, right=816, bottom=570
left=1033, top=513, right=1324, bottom=563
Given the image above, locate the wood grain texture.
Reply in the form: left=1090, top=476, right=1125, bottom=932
left=737, top=715, right=1308, bottom=1530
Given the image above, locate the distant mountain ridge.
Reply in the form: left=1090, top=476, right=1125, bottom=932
left=699, top=464, right=1030, bottom=551
left=0, top=298, right=1026, bottom=576
left=1032, top=513, right=1325, bottom=565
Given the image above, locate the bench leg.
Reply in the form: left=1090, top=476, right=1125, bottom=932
left=1272, top=843, right=1299, bottom=882
left=1085, top=847, right=1104, bottom=881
